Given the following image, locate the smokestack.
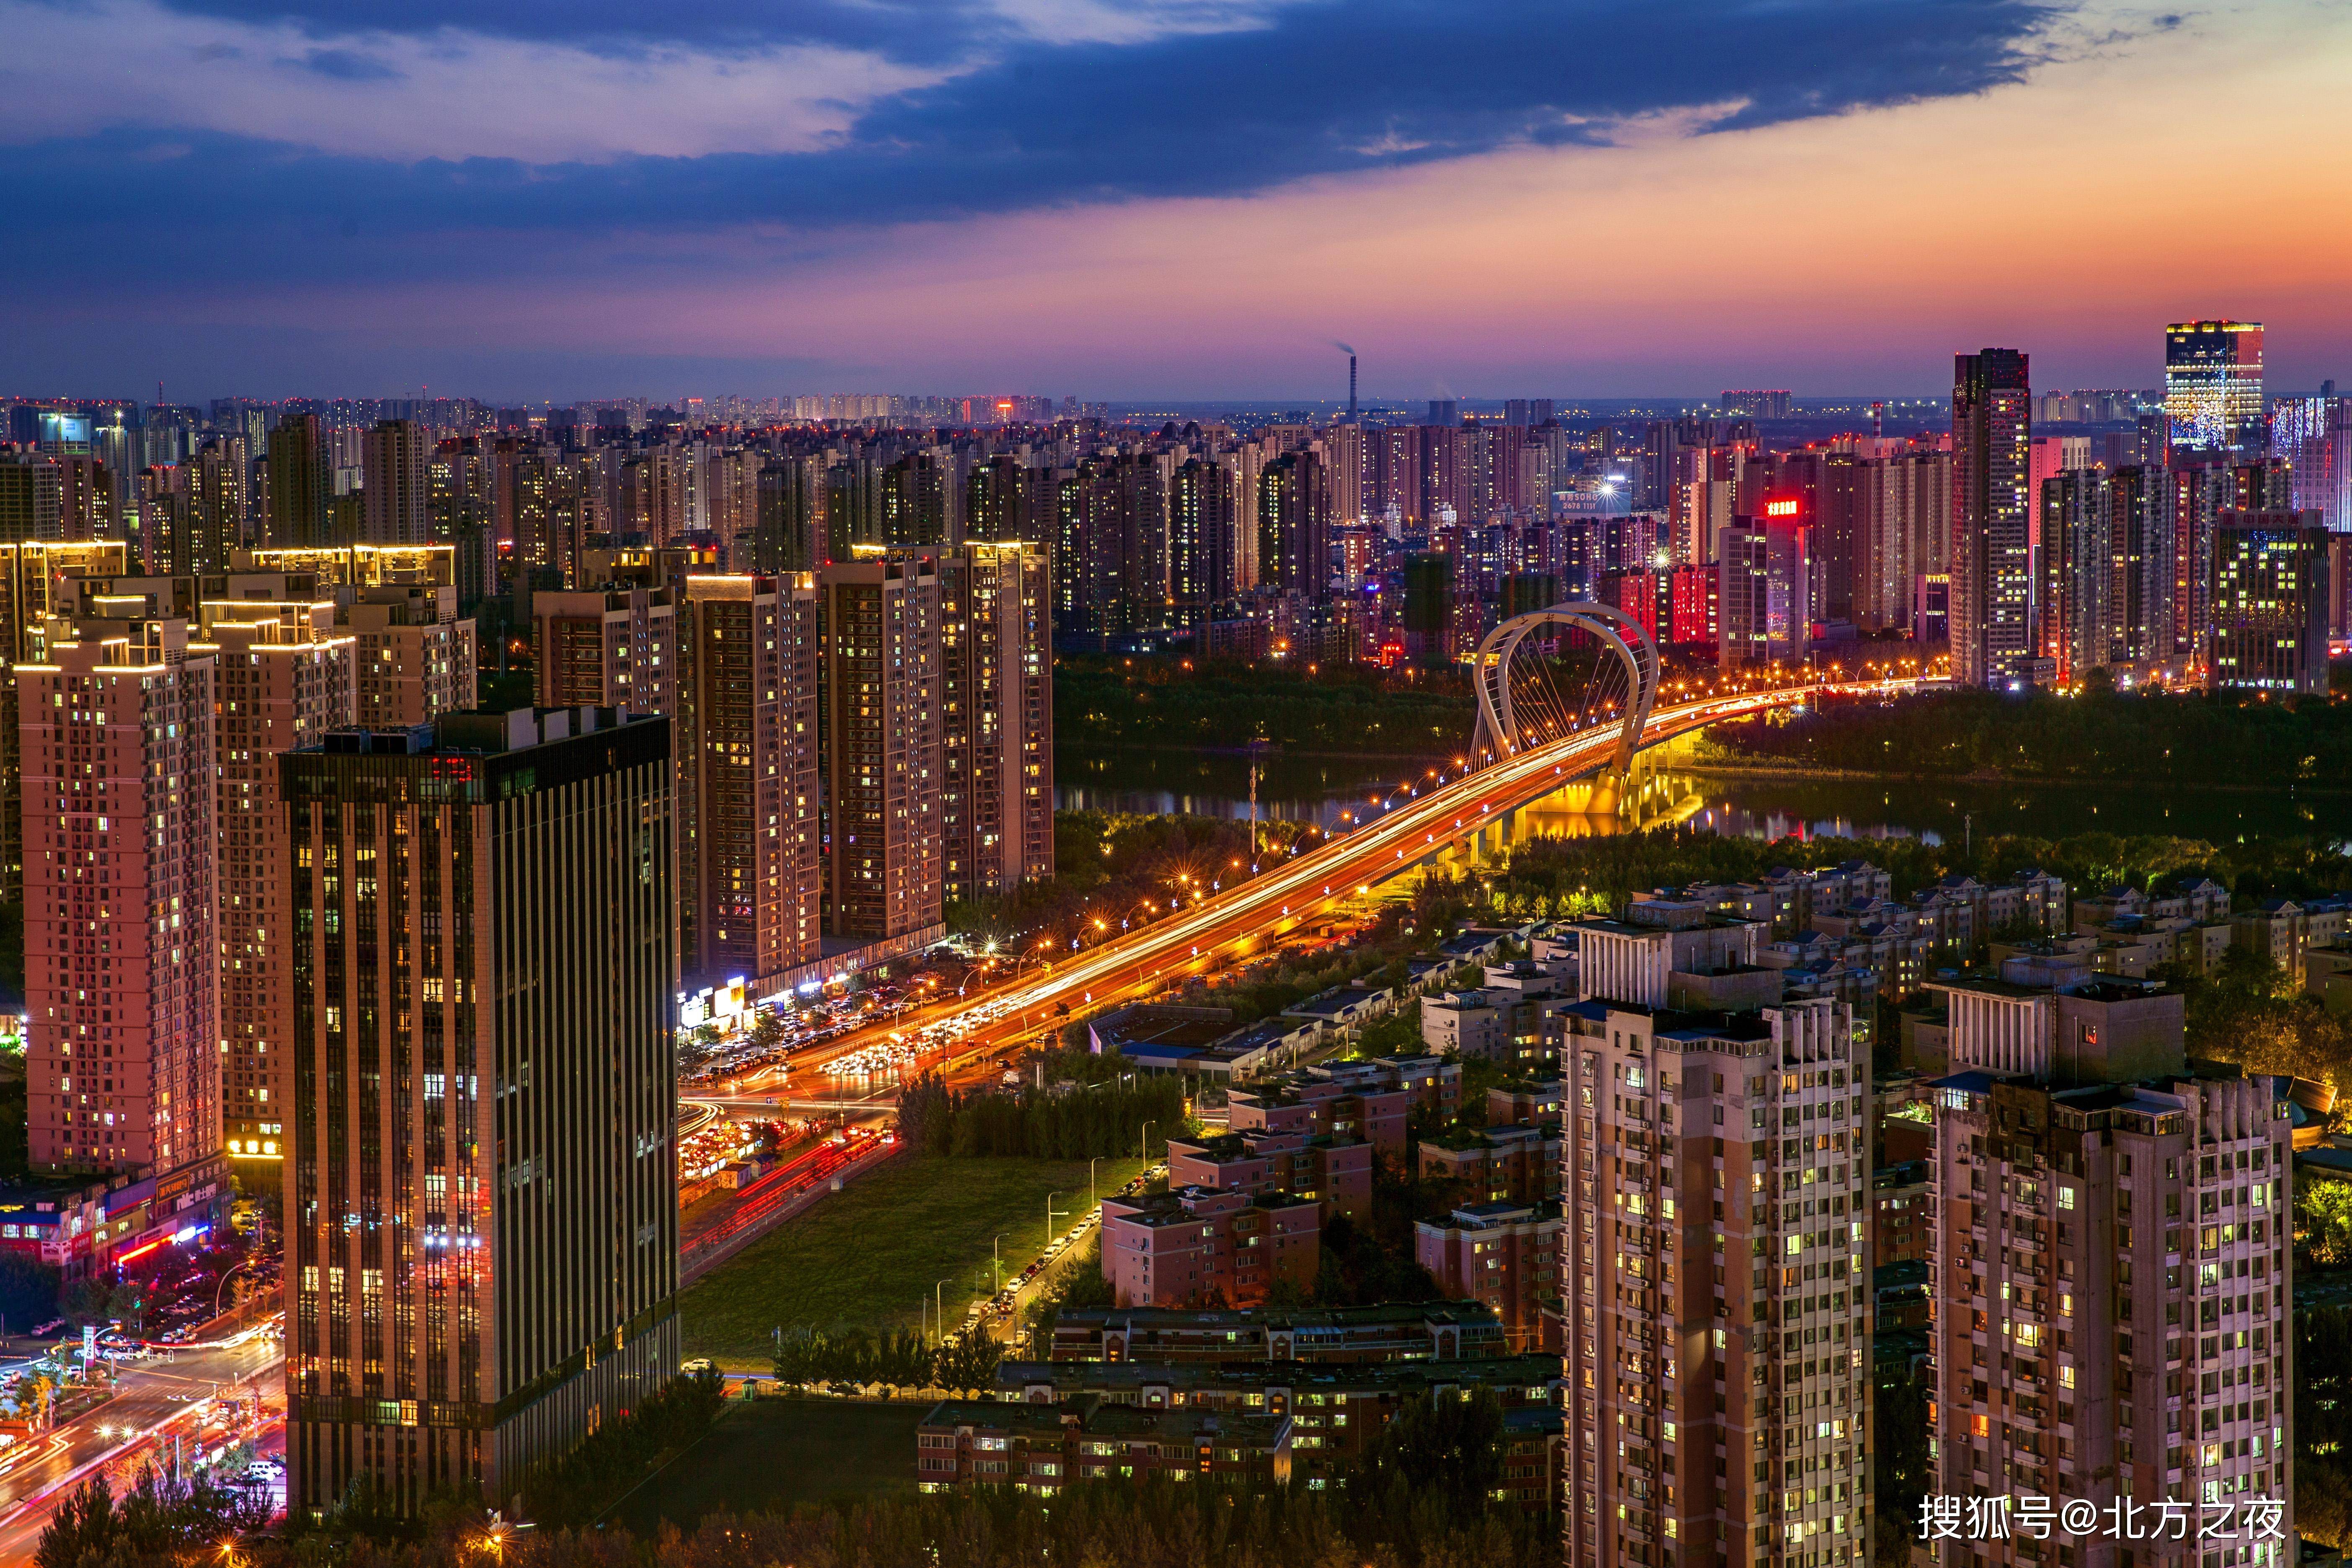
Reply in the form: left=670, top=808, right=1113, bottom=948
left=1349, top=355, right=1358, bottom=421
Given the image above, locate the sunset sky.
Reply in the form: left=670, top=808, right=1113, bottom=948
left=6, top=0, right=2349, bottom=402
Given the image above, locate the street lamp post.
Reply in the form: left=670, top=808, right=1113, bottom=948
left=1140, top=1120, right=1154, bottom=1164
left=1089, top=1156, right=1101, bottom=1210
left=1046, top=1192, right=1068, bottom=1251
left=993, top=1233, right=1007, bottom=1291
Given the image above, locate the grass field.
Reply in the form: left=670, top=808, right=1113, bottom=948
left=609, top=1398, right=923, bottom=1532
left=677, top=1153, right=1142, bottom=1369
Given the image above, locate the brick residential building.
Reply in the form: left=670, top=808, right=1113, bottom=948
left=1166, top=1129, right=1374, bottom=1220
left=916, top=1397, right=1290, bottom=1495
left=1415, top=1199, right=1562, bottom=1351
left=1099, top=1186, right=1320, bottom=1308
left=1418, top=1121, right=1563, bottom=1203
left=21, top=605, right=220, bottom=1185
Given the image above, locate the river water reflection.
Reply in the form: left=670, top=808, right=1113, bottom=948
left=1057, top=746, right=2351, bottom=851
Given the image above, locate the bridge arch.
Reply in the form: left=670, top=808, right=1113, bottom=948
left=1468, top=601, right=1661, bottom=776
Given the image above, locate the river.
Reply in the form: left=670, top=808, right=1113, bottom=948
left=1056, top=746, right=2352, bottom=851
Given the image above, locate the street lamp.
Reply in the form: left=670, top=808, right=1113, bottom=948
left=1089, top=1156, right=1101, bottom=1210
left=1046, top=1192, right=1068, bottom=1250
left=1140, top=1120, right=1155, bottom=1164
left=992, top=1234, right=1007, bottom=1291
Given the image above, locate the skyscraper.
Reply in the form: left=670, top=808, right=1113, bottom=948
left=1922, top=976, right=2294, bottom=1568
left=2165, top=321, right=2265, bottom=453
left=204, top=596, right=358, bottom=1181
left=21, top=604, right=219, bottom=1177
left=361, top=419, right=431, bottom=546
left=929, top=542, right=1052, bottom=904
left=267, top=412, right=332, bottom=547
left=820, top=554, right=943, bottom=940
left=1559, top=900, right=1870, bottom=1568
left=281, top=708, right=679, bottom=1518
left=1952, top=350, right=2036, bottom=688
left=2207, top=510, right=2330, bottom=694
left=1256, top=449, right=1331, bottom=601
left=675, top=573, right=822, bottom=987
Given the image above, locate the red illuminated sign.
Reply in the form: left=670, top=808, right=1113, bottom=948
left=1764, top=498, right=1800, bottom=518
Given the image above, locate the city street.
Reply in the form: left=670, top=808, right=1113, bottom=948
left=0, top=1334, right=283, bottom=1560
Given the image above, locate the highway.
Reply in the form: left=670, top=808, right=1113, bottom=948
left=781, top=678, right=1914, bottom=1081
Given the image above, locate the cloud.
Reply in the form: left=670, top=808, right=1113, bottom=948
left=290, top=46, right=400, bottom=80
left=0, top=0, right=2072, bottom=271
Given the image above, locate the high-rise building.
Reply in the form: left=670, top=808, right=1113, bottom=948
left=1721, top=390, right=1793, bottom=420
left=361, top=420, right=431, bottom=546
left=0, top=452, right=64, bottom=543
left=281, top=708, right=679, bottom=1518
left=1952, top=350, right=2036, bottom=688
left=21, top=606, right=219, bottom=1179
left=2165, top=320, right=2265, bottom=453
left=242, top=546, right=480, bottom=726
left=929, top=543, right=1052, bottom=904
left=1256, top=449, right=1331, bottom=601
left=1168, top=458, right=1237, bottom=618
left=1921, top=974, right=2294, bottom=1567
left=1559, top=900, right=1871, bottom=1568
left=2207, top=511, right=2330, bottom=694
left=1718, top=500, right=1812, bottom=669
left=203, top=597, right=356, bottom=1176
left=533, top=585, right=677, bottom=714
left=820, top=555, right=943, bottom=940
left=675, top=573, right=822, bottom=988
left=267, top=413, right=333, bottom=547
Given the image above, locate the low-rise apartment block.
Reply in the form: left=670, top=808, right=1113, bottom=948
left=1047, top=1302, right=1507, bottom=1364
left=1419, top=1121, right=1562, bottom=1203
left=1166, top=1129, right=1373, bottom=1220
left=1414, top=1199, right=1561, bottom=1352
left=1099, top=1186, right=1320, bottom=1308
left=916, top=1398, right=1289, bottom=1495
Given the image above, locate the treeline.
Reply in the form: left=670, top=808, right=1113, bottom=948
left=59, top=1404, right=1558, bottom=1568
left=2173, top=947, right=2352, bottom=1099
left=896, top=1071, right=1186, bottom=1160
left=772, top=1324, right=1003, bottom=1391
left=2296, top=1305, right=2352, bottom=1548
left=1056, top=658, right=1475, bottom=758
left=521, top=1368, right=725, bottom=1529
left=1711, top=681, right=2352, bottom=785
left=1423, top=824, right=2352, bottom=921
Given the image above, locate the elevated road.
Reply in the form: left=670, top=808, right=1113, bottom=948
left=787, top=676, right=1914, bottom=1081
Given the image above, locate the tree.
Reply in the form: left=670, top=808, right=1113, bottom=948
left=0, top=1252, right=59, bottom=1333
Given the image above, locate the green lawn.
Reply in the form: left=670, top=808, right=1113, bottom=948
left=678, top=1154, right=1141, bottom=1369
left=609, top=1398, right=924, bottom=1531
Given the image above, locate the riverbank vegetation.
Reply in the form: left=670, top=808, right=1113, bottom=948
left=1709, top=676, right=2352, bottom=786
left=1055, top=656, right=1476, bottom=759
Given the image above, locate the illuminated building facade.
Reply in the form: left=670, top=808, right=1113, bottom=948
left=282, top=709, right=679, bottom=1519
left=204, top=598, right=356, bottom=1176
left=820, top=554, right=942, bottom=940
left=1952, top=350, right=2036, bottom=688
left=21, top=606, right=219, bottom=1179
left=2165, top=321, right=2265, bottom=454
left=2206, top=511, right=2330, bottom=694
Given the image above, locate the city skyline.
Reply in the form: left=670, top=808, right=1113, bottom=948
left=5, top=0, right=2352, bottom=400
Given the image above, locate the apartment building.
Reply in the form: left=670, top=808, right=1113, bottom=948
left=819, top=554, right=943, bottom=940
left=1165, top=1129, right=1374, bottom=1220
left=20, top=607, right=220, bottom=1186
left=1559, top=909, right=1872, bottom=1568
left=1415, top=1198, right=1562, bottom=1352
left=202, top=598, right=356, bottom=1176
left=1098, top=1186, right=1320, bottom=1309
left=1419, top=1120, right=1563, bottom=1204
left=915, top=1398, right=1290, bottom=1495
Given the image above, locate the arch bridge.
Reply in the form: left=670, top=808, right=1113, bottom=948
left=1469, top=601, right=1661, bottom=780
